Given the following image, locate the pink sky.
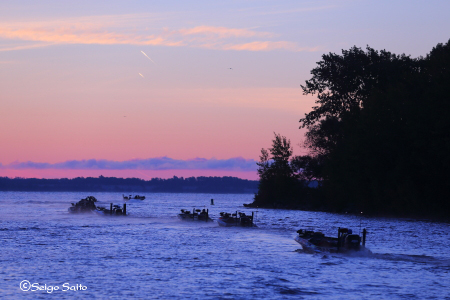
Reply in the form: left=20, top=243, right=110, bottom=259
left=1, top=1, right=448, bottom=180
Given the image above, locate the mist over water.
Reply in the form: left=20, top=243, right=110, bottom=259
left=1, top=192, right=449, bottom=299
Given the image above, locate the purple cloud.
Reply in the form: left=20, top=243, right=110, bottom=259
left=3, top=157, right=257, bottom=171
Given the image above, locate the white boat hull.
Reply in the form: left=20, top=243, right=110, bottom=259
left=217, top=218, right=237, bottom=227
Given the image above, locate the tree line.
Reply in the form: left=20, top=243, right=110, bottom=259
left=248, top=40, right=450, bottom=219
left=0, top=176, right=258, bottom=194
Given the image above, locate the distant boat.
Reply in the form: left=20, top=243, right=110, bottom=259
left=123, top=194, right=145, bottom=200
left=68, top=197, right=127, bottom=216
left=178, top=208, right=213, bottom=222
left=217, top=211, right=256, bottom=227
left=68, top=196, right=98, bottom=213
left=95, top=203, right=127, bottom=216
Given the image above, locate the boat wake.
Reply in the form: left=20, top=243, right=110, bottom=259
left=371, top=253, right=449, bottom=267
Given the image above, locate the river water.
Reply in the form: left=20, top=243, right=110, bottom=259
left=0, top=192, right=448, bottom=299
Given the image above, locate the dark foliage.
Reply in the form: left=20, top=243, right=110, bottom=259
left=0, top=176, right=258, bottom=194
left=297, top=40, right=450, bottom=218
left=246, top=133, right=314, bottom=209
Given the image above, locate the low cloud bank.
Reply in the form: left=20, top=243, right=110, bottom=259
left=3, top=157, right=257, bottom=172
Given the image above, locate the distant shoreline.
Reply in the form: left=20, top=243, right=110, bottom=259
left=0, top=176, right=258, bottom=194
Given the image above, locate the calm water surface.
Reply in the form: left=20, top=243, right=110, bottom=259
left=0, top=192, right=449, bottom=299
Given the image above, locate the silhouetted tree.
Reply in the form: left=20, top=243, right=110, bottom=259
left=250, top=133, right=305, bottom=208
left=296, top=40, right=450, bottom=218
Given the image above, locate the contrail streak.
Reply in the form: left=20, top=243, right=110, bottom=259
left=141, top=51, right=155, bottom=64
left=139, top=73, right=144, bottom=78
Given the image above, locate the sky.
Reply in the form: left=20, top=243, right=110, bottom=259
left=1, top=0, right=449, bottom=180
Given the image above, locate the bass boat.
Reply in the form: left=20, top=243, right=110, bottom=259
left=295, top=227, right=370, bottom=253
left=217, top=211, right=256, bottom=227
left=68, top=196, right=98, bottom=213
left=178, top=208, right=213, bottom=222
left=95, top=203, right=127, bottom=216
left=69, top=197, right=127, bottom=216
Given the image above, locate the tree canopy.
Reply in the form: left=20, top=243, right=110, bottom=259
left=297, top=40, right=450, bottom=218
left=300, top=46, right=418, bottom=127
left=249, top=133, right=305, bottom=208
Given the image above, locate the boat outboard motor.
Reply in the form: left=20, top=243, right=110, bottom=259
left=345, top=234, right=361, bottom=250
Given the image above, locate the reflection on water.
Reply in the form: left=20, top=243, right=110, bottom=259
left=0, top=192, right=449, bottom=299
